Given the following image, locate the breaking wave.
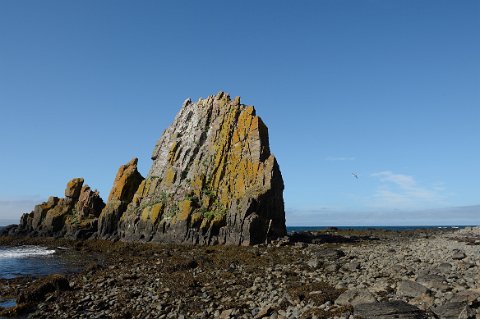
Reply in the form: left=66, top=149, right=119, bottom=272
left=0, top=246, right=55, bottom=259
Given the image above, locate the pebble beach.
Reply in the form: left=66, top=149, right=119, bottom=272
left=0, top=227, right=479, bottom=319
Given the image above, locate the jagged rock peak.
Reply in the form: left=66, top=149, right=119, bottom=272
left=119, top=92, right=286, bottom=245
left=98, top=158, right=144, bottom=238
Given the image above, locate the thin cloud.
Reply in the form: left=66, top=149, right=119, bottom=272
left=324, top=156, right=356, bottom=161
left=370, top=171, right=444, bottom=208
left=286, top=206, right=480, bottom=226
left=0, top=199, right=39, bottom=220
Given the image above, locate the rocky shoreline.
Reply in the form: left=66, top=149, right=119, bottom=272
left=0, top=227, right=478, bottom=319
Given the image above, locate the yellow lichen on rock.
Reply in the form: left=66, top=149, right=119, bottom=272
left=140, top=203, right=164, bottom=223
left=140, top=206, right=151, bottom=222
left=65, top=178, right=84, bottom=198
left=191, top=175, right=204, bottom=198
left=107, top=158, right=142, bottom=202
left=167, top=141, right=178, bottom=164
left=98, top=158, right=144, bottom=237
left=150, top=203, right=163, bottom=224
left=119, top=93, right=285, bottom=245
left=177, top=200, right=193, bottom=222
left=163, top=167, right=176, bottom=186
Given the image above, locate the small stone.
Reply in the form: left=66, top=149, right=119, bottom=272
left=452, top=250, right=466, bottom=260
left=254, top=305, right=274, bottom=318
left=436, top=262, right=453, bottom=274
left=343, top=262, right=360, bottom=272
left=335, top=289, right=377, bottom=306
left=416, top=274, right=449, bottom=291
left=307, top=258, right=321, bottom=268
left=396, top=280, right=430, bottom=298
left=219, top=309, right=234, bottom=319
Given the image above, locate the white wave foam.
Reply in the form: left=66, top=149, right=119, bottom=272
left=0, top=246, right=56, bottom=259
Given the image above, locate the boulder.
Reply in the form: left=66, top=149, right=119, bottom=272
left=416, top=274, right=449, bottom=291
left=307, top=257, right=322, bottom=268
left=431, top=302, right=475, bottom=319
left=354, top=300, right=427, bottom=319
left=396, top=280, right=430, bottom=298
left=310, top=248, right=346, bottom=260
left=118, top=93, right=286, bottom=245
left=452, top=249, right=466, bottom=260
left=98, top=158, right=144, bottom=238
left=435, top=262, right=453, bottom=274
left=342, top=261, right=360, bottom=272
left=17, top=274, right=70, bottom=304
left=450, top=289, right=480, bottom=303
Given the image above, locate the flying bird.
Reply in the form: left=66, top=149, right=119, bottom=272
left=352, top=173, right=359, bottom=179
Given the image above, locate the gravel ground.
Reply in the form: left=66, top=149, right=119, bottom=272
left=0, top=227, right=479, bottom=319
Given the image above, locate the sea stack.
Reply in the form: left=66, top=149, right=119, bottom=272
left=117, top=92, right=286, bottom=245
left=7, top=92, right=286, bottom=245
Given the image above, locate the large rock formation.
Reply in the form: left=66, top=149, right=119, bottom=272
left=117, top=92, right=286, bottom=245
left=14, top=178, right=105, bottom=239
left=6, top=92, right=286, bottom=245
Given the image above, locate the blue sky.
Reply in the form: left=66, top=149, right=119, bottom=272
left=0, top=1, right=479, bottom=225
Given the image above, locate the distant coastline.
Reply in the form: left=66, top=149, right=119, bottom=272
left=286, top=225, right=475, bottom=232
left=0, top=219, right=18, bottom=227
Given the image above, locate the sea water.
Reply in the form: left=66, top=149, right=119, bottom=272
left=286, top=225, right=470, bottom=233
left=0, top=245, right=83, bottom=280
left=0, top=243, right=81, bottom=318
left=0, top=239, right=90, bottom=318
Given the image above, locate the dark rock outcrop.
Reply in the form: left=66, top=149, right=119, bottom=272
left=13, top=178, right=105, bottom=239
left=354, top=301, right=427, bottom=319
left=17, top=274, right=70, bottom=304
left=431, top=302, right=475, bottom=319
left=117, top=92, right=286, bottom=245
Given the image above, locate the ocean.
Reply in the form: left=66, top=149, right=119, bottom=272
left=0, top=243, right=89, bottom=318
left=0, top=222, right=92, bottom=279
left=286, top=225, right=471, bottom=232
left=0, top=245, right=77, bottom=280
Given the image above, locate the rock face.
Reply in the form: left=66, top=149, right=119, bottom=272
left=7, top=93, right=286, bottom=245
left=14, top=178, right=105, bottom=239
left=98, top=158, right=144, bottom=238
left=118, top=92, right=286, bottom=245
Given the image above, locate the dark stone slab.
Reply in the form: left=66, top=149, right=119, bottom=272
left=354, top=300, right=427, bottom=319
